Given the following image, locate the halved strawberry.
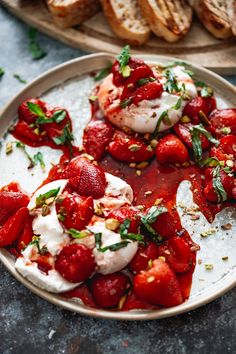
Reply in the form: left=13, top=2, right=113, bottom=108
left=157, top=237, right=193, bottom=273
left=112, top=58, right=148, bottom=87
left=210, top=135, right=236, bottom=167
left=129, top=242, right=159, bottom=274
left=18, top=98, right=47, bottom=124
left=0, top=191, right=30, bottom=226
left=151, top=211, right=178, bottom=240
left=133, top=258, right=183, bottom=307
left=56, top=191, right=94, bottom=231
left=122, top=291, right=156, bottom=311
left=183, top=96, right=216, bottom=124
left=55, top=243, right=96, bottom=283
left=156, top=134, right=189, bottom=164
left=83, top=121, right=114, bottom=161
left=0, top=182, right=22, bottom=193
left=17, top=215, right=33, bottom=252
left=62, top=283, right=96, bottom=307
left=12, top=120, right=47, bottom=145
left=66, top=157, right=107, bottom=199
left=209, top=109, right=236, bottom=137
left=106, top=206, right=140, bottom=233
left=174, top=123, right=210, bottom=150
left=0, top=207, right=29, bottom=247
left=108, top=131, right=155, bottom=163
left=43, top=107, right=71, bottom=140
left=204, top=167, right=235, bottom=203
left=90, top=272, right=130, bottom=308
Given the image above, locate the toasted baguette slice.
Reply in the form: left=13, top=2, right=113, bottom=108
left=227, top=0, right=236, bottom=36
left=193, top=0, right=233, bottom=39
left=101, top=0, right=150, bottom=46
left=47, top=0, right=100, bottom=28
left=138, top=0, right=193, bottom=42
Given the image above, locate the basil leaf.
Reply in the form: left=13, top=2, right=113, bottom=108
left=163, top=68, right=180, bottom=94
left=141, top=206, right=167, bottom=236
left=27, top=102, right=45, bottom=118
left=99, top=241, right=130, bottom=253
left=28, top=28, right=47, bottom=60
left=13, top=74, right=27, bottom=84
left=117, top=45, right=131, bottom=77
left=67, top=229, right=90, bottom=239
left=190, top=124, right=219, bottom=163
left=33, top=152, right=45, bottom=170
left=194, top=80, right=213, bottom=97
left=94, top=62, right=112, bottom=81
left=36, top=110, right=66, bottom=125
left=201, top=157, right=219, bottom=167
left=119, top=219, right=144, bottom=242
left=52, top=124, right=74, bottom=146
left=35, top=187, right=60, bottom=208
left=0, top=67, right=4, bottom=79
left=28, top=236, right=48, bottom=255
left=173, top=97, right=182, bottom=110
left=212, top=165, right=227, bottom=202
left=94, top=232, right=102, bottom=249
left=191, top=124, right=219, bottom=146
left=120, top=97, right=132, bottom=109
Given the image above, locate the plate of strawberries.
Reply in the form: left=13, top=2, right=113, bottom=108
left=0, top=48, right=235, bottom=320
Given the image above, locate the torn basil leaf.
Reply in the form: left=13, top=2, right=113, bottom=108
left=212, top=165, right=227, bottom=202
left=94, top=62, right=112, bottom=81
left=35, top=187, right=60, bottom=208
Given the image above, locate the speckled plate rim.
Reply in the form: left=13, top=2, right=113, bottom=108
left=0, top=53, right=235, bottom=320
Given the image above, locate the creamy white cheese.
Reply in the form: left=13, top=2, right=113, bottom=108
left=94, top=173, right=133, bottom=213
left=87, top=221, right=138, bottom=275
left=97, top=67, right=197, bottom=134
left=28, top=179, right=70, bottom=256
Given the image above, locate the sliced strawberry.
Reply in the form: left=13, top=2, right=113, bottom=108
left=129, top=242, right=159, bottom=274
left=174, top=123, right=210, bottom=150
left=0, top=207, right=29, bottom=247
left=62, top=283, right=96, bottom=307
left=55, top=243, right=96, bottom=283
left=132, top=82, right=163, bottom=106
left=17, top=215, right=33, bottom=252
left=209, top=109, right=236, bottom=137
left=0, top=182, right=22, bottom=193
left=12, top=120, right=47, bottom=145
left=204, top=167, right=235, bottom=203
left=183, top=96, right=216, bottom=124
left=157, top=237, right=193, bottom=273
left=151, top=211, right=178, bottom=239
left=156, top=134, right=189, bottom=164
left=0, top=191, right=30, bottom=226
left=90, top=272, right=130, bottom=308
left=56, top=191, right=94, bottom=231
left=210, top=135, right=236, bottom=168
left=43, top=107, right=71, bottom=140
left=106, top=206, right=140, bottom=233
left=122, top=291, right=156, bottom=311
left=112, top=58, right=148, bottom=87
left=83, top=121, right=114, bottom=161
left=133, top=258, right=183, bottom=307
left=18, top=98, right=47, bottom=124
left=108, top=131, right=155, bottom=163
left=66, top=157, right=107, bottom=199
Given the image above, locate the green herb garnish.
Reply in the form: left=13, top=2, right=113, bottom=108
left=195, top=81, right=213, bottom=97
left=52, top=123, right=74, bottom=146
left=35, top=187, right=60, bottom=208
left=67, top=229, right=90, bottom=239
left=119, top=219, right=144, bottom=242
left=15, top=141, right=45, bottom=170
left=190, top=124, right=219, bottom=163
left=141, top=206, right=167, bottom=238
left=212, top=165, right=227, bottom=203
left=0, top=68, right=4, bottom=79
left=153, top=98, right=182, bottom=136
left=94, top=62, right=112, bottom=81
left=120, top=97, right=132, bottom=109
left=94, top=232, right=102, bottom=249
left=117, top=45, right=131, bottom=78
left=28, top=28, right=47, bottom=60
left=28, top=235, right=48, bottom=255
left=99, top=241, right=130, bottom=253
left=36, top=109, right=66, bottom=125
left=13, top=74, right=27, bottom=84
left=27, top=102, right=45, bottom=118
left=33, top=151, right=46, bottom=171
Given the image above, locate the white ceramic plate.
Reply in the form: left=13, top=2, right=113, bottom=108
left=0, top=53, right=235, bottom=320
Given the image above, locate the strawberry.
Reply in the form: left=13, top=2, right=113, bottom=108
left=42, top=107, right=71, bottom=140
left=12, top=120, right=47, bottom=145
left=122, top=291, right=156, bottom=310
left=174, top=123, right=210, bottom=150
left=106, top=206, right=140, bottom=233
left=183, top=96, right=216, bottom=124
left=133, top=258, right=183, bottom=307
left=90, top=272, right=130, bottom=308
left=156, top=134, right=189, bottom=164
left=151, top=211, right=178, bottom=240
left=66, top=157, right=107, bottom=199
left=112, top=58, right=148, bottom=87
left=157, top=237, right=193, bottom=273
left=17, top=215, right=33, bottom=252
left=0, top=207, right=29, bottom=247
left=18, top=98, right=47, bottom=124
left=204, top=167, right=235, bottom=203
left=209, top=109, right=236, bottom=137
left=129, top=242, right=159, bottom=274
left=0, top=182, right=22, bottom=193
left=0, top=191, right=30, bottom=226
left=56, top=191, right=94, bottom=231
left=62, top=283, right=96, bottom=307
left=83, top=121, right=114, bottom=161
left=210, top=135, right=236, bottom=166
left=55, top=243, right=96, bottom=283
left=108, top=131, right=155, bottom=163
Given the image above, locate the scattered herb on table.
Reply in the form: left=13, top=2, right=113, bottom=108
left=28, top=28, right=47, bottom=60
left=13, top=74, right=27, bottom=84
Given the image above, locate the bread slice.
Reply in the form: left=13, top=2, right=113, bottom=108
left=138, top=0, right=193, bottom=42
left=101, top=0, right=151, bottom=46
left=226, top=0, right=236, bottom=36
left=193, top=0, right=233, bottom=39
left=47, top=0, right=101, bottom=28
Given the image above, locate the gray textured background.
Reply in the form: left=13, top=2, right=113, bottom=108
left=0, top=5, right=235, bottom=354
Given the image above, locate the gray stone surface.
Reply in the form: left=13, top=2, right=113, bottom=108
left=0, top=5, right=235, bottom=354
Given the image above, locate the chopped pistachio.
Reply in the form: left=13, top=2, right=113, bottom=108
left=220, top=127, right=231, bottom=135
left=182, top=161, right=190, bottom=167
left=200, top=228, right=216, bottom=238
left=150, top=139, right=158, bottom=148
left=129, top=162, right=136, bottom=168
left=94, top=204, right=103, bottom=216
left=180, top=115, right=191, bottom=123
left=42, top=205, right=50, bottom=217
left=205, top=264, right=214, bottom=271
left=154, top=198, right=163, bottom=206
left=226, top=160, right=234, bottom=167
left=136, top=161, right=149, bottom=170
left=105, top=218, right=120, bottom=231
left=158, top=256, right=166, bottom=262
left=118, top=294, right=128, bottom=310
left=6, top=142, right=13, bottom=154
left=136, top=170, right=142, bottom=176
left=222, top=256, right=229, bottom=261
left=128, top=144, right=140, bottom=152
left=144, top=191, right=152, bottom=196
left=147, top=276, right=155, bottom=283
left=143, top=133, right=150, bottom=140
left=146, top=145, right=153, bottom=152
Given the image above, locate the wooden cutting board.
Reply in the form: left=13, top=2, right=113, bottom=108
left=1, top=0, right=236, bottom=74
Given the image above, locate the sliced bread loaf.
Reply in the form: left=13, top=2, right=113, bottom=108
left=101, top=0, right=151, bottom=45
